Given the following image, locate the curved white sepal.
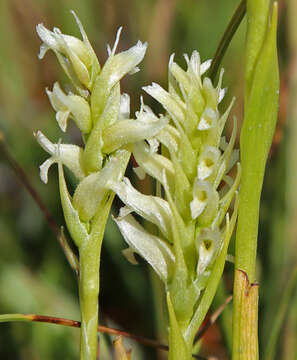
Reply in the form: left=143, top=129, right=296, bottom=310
left=133, top=141, right=175, bottom=186
left=35, top=131, right=85, bottom=181
left=109, top=177, right=173, bottom=239
left=143, top=83, right=185, bottom=125
left=114, top=213, right=175, bottom=283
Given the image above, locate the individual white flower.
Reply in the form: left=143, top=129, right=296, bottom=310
left=196, top=227, right=221, bottom=275
left=46, top=82, right=91, bottom=133
left=35, top=131, right=85, bottom=183
left=36, top=11, right=100, bottom=93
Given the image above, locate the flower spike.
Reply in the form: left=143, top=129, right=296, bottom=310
left=36, top=20, right=149, bottom=360
left=111, top=50, right=240, bottom=356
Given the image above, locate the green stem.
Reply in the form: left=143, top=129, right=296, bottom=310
left=79, top=195, right=114, bottom=360
left=79, top=249, right=100, bottom=359
left=166, top=293, right=192, bottom=360
left=232, top=1, right=279, bottom=359
left=207, top=0, right=246, bottom=82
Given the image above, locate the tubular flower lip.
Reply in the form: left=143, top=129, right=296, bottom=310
left=111, top=50, right=240, bottom=332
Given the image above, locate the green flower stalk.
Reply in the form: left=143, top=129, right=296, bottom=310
left=35, top=12, right=168, bottom=360
left=232, top=2, right=279, bottom=359
left=110, top=52, right=240, bottom=359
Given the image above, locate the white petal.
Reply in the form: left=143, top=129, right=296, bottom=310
left=114, top=213, right=175, bottom=282
left=200, top=59, right=212, bottom=75
left=36, top=24, right=59, bottom=54
left=38, top=43, right=50, bottom=59
left=107, top=40, right=147, bottom=88
left=198, top=107, right=218, bottom=130
left=50, top=82, right=92, bottom=133
left=118, top=206, right=133, bottom=218
left=109, top=177, right=173, bottom=239
left=196, top=227, right=221, bottom=275
left=102, top=114, right=167, bottom=153
left=35, top=130, right=55, bottom=154
left=190, top=197, right=206, bottom=220
left=156, top=124, right=180, bottom=154
left=143, top=83, right=185, bottom=124
left=39, top=157, right=56, bottom=184
left=118, top=93, right=130, bottom=120
left=133, top=141, right=175, bottom=185
left=197, top=146, right=221, bottom=180
left=189, top=50, right=201, bottom=76
left=46, top=85, right=65, bottom=112
left=218, top=88, right=227, bottom=103
left=169, top=61, right=191, bottom=93
left=56, top=110, right=70, bottom=132
left=191, top=179, right=219, bottom=225
left=35, top=131, right=85, bottom=180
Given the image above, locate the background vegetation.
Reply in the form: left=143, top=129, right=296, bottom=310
left=0, top=0, right=294, bottom=359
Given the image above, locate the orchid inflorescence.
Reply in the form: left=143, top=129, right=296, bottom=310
left=111, top=50, right=241, bottom=357
left=35, top=11, right=240, bottom=360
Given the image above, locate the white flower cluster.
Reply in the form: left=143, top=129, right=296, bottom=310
left=110, top=51, right=241, bottom=324
left=35, top=13, right=170, bottom=248
left=35, top=12, right=240, bottom=342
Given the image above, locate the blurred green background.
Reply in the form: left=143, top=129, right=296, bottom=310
left=0, top=0, right=295, bottom=359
